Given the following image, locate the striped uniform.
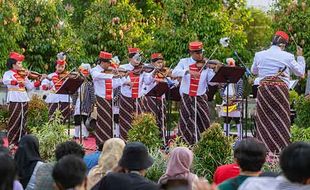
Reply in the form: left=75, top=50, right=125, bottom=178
left=118, top=63, right=153, bottom=140
left=172, top=60, right=216, bottom=145
left=3, top=70, right=40, bottom=145
left=91, top=65, right=122, bottom=145
left=251, top=45, right=305, bottom=153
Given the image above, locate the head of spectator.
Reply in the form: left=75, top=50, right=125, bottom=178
left=55, top=141, right=85, bottom=161
left=88, top=138, right=125, bottom=189
left=118, top=142, right=154, bottom=176
left=14, top=135, right=42, bottom=188
left=159, top=147, right=198, bottom=188
left=53, top=155, right=87, bottom=190
left=280, top=142, right=310, bottom=185
left=0, top=152, right=16, bottom=190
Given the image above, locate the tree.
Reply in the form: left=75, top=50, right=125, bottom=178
left=15, top=0, right=85, bottom=73
left=0, top=0, right=25, bottom=74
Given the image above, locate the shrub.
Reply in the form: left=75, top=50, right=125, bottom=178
left=289, top=90, right=299, bottom=106
left=128, top=113, right=162, bottom=150
left=193, top=123, right=234, bottom=182
left=294, top=96, right=310, bottom=128
left=27, top=95, right=48, bottom=129
left=146, top=149, right=168, bottom=182
left=0, top=105, right=9, bottom=131
left=31, top=110, right=70, bottom=161
left=291, top=125, right=310, bottom=142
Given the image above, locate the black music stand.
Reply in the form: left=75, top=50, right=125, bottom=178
left=56, top=77, right=84, bottom=136
left=210, top=66, right=245, bottom=136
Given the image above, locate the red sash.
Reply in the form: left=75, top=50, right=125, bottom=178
left=129, top=72, right=140, bottom=98
left=52, top=73, right=63, bottom=90
left=189, top=64, right=200, bottom=96
left=105, top=79, right=113, bottom=100
left=12, top=70, right=25, bottom=88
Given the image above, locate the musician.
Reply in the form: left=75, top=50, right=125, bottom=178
left=251, top=31, right=305, bottom=153
left=72, top=63, right=95, bottom=140
left=3, top=52, right=42, bottom=146
left=118, top=47, right=154, bottom=140
left=172, top=41, right=217, bottom=144
left=91, top=51, right=122, bottom=145
left=142, top=53, right=176, bottom=142
left=41, top=59, right=71, bottom=122
left=219, top=58, right=243, bottom=139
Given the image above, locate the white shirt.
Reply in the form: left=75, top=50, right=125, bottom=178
left=172, top=58, right=216, bottom=96
left=119, top=63, right=154, bottom=98
left=251, top=45, right=306, bottom=86
left=41, top=72, right=71, bottom=103
left=91, top=65, right=122, bottom=98
left=3, top=70, right=36, bottom=102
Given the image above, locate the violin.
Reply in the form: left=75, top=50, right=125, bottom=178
left=17, top=68, right=45, bottom=80
left=196, top=59, right=224, bottom=72
left=102, top=67, right=128, bottom=78
left=154, top=67, right=172, bottom=79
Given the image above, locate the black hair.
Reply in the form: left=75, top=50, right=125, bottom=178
left=97, top=58, right=111, bottom=65
left=97, top=142, right=104, bottom=151
left=234, top=138, right=267, bottom=172
left=280, top=142, right=310, bottom=184
left=151, top=58, right=164, bottom=63
left=6, top=58, right=17, bottom=70
left=128, top=53, right=136, bottom=58
left=272, top=35, right=289, bottom=47
left=52, top=155, right=87, bottom=189
left=55, top=141, right=85, bottom=161
left=0, top=153, right=17, bottom=190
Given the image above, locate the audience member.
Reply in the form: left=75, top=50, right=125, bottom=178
left=92, top=142, right=159, bottom=190
left=14, top=135, right=43, bottom=189
left=84, top=143, right=104, bottom=173
left=239, top=142, right=310, bottom=190
left=53, top=155, right=88, bottom=190
left=87, top=138, right=125, bottom=189
left=158, top=147, right=198, bottom=189
left=213, top=163, right=239, bottom=185
left=35, top=141, right=85, bottom=190
left=218, top=138, right=267, bottom=190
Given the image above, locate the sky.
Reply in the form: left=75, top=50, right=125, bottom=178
left=247, top=0, right=275, bottom=11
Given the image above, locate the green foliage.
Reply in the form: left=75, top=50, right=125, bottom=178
left=289, top=90, right=299, bottom=105
left=15, top=0, right=85, bottom=73
left=27, top=95, right=48, bottom=129
left=193, top=123, right=234, bottom=182
left=291, top=125, right=310, bottom=142
left=294, top=96, right=310, bottom=128
left=0, top=105, right=9, bottom=131
left=31, top=110, right=70, bottom=161
left=81, top=0, right=153, bottom=63
left=146, top=149, right=168, bottom=182
left=262, top=154, right=281, bottom=173
left=128, top=113, right=162, bottom=150
left=0, top=0, right=25, bottom=74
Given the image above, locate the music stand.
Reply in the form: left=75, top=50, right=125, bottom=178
left=210, top=66, right=245, bottom=136
left=146, top=82, right=169, bottom=144
left=56, top=77, right=84, bottom=136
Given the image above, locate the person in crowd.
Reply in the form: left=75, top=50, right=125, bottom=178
left=87, top=138, right=125, bottom=189
left=239, top=142, right=310, bottom=190
left=72, top=63, right=96, bottom=140
left=251, top=31, right=305, bottom=153
left=34, top=141, right=85, bottom=190
left=91, top=142, right=159, bottom=190
left=158, top=147, right=198, bottom=189
left=213, top=163, right=240, bottom=185
left=0, top=150, right=23, bottom=190
left=3, top=52, right=43, bottom=146
left=84, top=143, right=104, bottom=173
left=218, top=138, right=267, bottom=190
left=14, top=135, right=43, bottom=189
left=53, top=155, right=88, bottom=190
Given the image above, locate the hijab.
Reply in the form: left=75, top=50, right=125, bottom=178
left=14, top=135, right=42, bottom=188
left=159, top=147, right=198, bottom=188
left=87, top=138, right=125, bottom=189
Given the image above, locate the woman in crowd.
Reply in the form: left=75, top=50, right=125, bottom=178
left=159, top=147, right=199, bottom=189
left=87, top=138, right=125, bottom=189
left=14, top=135, right=43, bottom=189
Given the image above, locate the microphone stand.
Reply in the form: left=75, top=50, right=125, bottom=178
left=234, top=51, right=253, bottom=138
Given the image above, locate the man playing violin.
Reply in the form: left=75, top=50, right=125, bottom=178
left=118, top=47, right=154, bottom=140
left=3, top=52, right=42, bottom=146
left=41, top=58, right=71, bottom=123
left=91, top=51, right=122, bottom=145
left=172, top=41, right=217, bottom=145
left=252, top=31, right=306, bottom=153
